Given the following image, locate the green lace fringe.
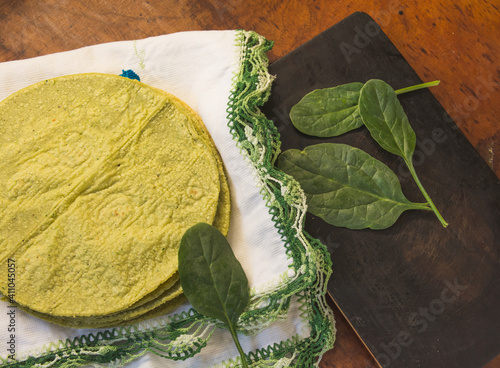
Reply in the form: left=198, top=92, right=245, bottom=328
left=226, top=30, right=336, bottom=367
left=1, top=30, right=335, bottom=368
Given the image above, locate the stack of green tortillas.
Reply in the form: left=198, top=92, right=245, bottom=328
left=0, top=73, right=230, bottom=328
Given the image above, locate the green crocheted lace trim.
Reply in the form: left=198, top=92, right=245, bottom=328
left=1, top=30, right=335, bottom=368
left=224, top=30, right=336, bottom=367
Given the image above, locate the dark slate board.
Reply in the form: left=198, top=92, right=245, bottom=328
left=261, top=12, right=500, bottom=368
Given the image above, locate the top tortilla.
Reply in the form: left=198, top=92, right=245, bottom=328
left=0, top=73, right=229, bottom=317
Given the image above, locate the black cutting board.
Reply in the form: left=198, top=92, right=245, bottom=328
left=262, top=12, right=500, bottom=368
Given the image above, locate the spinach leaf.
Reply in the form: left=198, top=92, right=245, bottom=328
left=289, top=81, right=439, bottom=138
left=277, top=143, right=431, bottom=230
left=359, top=79, right=416, bottom=159
left=359, top=79, right=448, bottom=227
left=289, top=82, right=364, bottom=137
left=178, top=223, right=250, bottom=367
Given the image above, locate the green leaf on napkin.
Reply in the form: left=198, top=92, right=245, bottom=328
left=178, top=222, right=250, bottom=367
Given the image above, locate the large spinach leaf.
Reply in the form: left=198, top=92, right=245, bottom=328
left=359, top=79, right=448, bottom=227
left=277, top=143, right=431, bottom=230
left=178, top=223, right=250, bottom=367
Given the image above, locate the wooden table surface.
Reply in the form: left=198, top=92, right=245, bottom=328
left=1, top=1, right=498, bottom=367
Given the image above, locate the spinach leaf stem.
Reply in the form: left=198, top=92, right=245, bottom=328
left=229, top=324, right=249, bottom=368
left=395, top=80, right=440, bottom=95
left=404, top=158, right=448, bottom=227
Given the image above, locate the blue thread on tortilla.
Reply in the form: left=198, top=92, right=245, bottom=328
left=120, top=69, right=140, bottom=81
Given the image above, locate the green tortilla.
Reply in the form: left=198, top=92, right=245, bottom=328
left=0, top=73, right=230, bottom=321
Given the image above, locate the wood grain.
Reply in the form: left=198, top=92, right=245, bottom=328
left=325, top=295, right=379, bottom=367
left=0, top=1, right=498, bottom=367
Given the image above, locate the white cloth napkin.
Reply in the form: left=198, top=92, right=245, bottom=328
left=0, top=30, right=324, bottom=367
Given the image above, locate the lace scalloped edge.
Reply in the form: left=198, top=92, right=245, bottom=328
left=1, top=30, right=336, bottom=368
left=217, top=29, right=336, bottom=368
